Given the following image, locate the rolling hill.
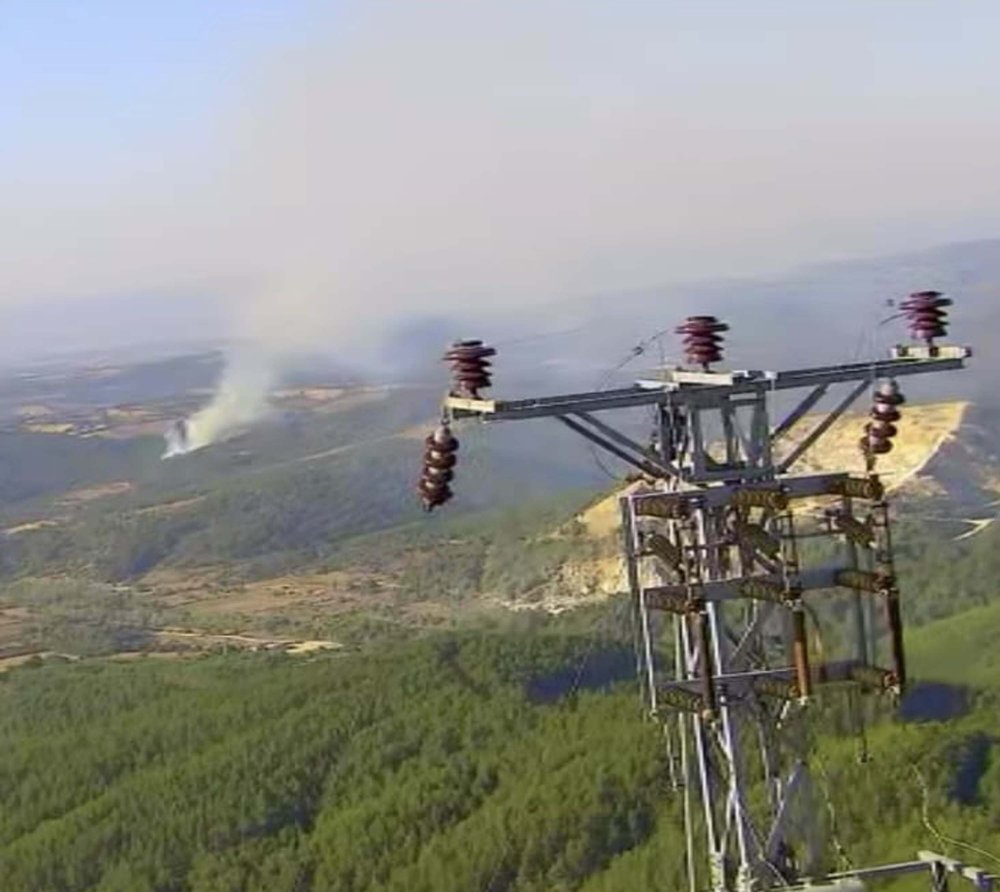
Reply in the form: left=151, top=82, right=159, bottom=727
left=0, top=238, right=996, bottom=665
left=0, top=624, right=995, bottom=892
left=907, top=599, right=1000, bottom=689
left=3, top=377, right=999, bottom=662
left=0, top=241, right=998, bottom=889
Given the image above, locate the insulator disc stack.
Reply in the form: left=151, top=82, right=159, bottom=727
left=418, top=424, right=460, bottom=511
left=900, top=290, right=952, bottom=345
left=860, top=380, right=905, bottom=460
left=675, top=316, right=728, bottom=370
left=443, top=339, right=496, bottom=398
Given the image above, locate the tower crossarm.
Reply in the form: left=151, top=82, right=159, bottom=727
left=641, top=564, right=853, bottom=605
left=444, top=352, right=968, bottom=422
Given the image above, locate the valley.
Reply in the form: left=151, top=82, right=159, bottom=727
left=0, top=343, right=997, bottom=667
left=8, top=2, right=1000, bottom=885
left=0, top=345, right=994, bottom=889
left=0, top=243, right=998, bottom=890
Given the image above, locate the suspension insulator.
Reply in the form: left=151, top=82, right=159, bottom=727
left=739, top=577, right=799, bottom=603
left=860, top=380, right=905, bottom=458
left=835, top=568, right=894, bottom=594
left=730, top=487, right=788, bottom=511
left=831, top=512, right=875, bottom=548
left=634, top=494, right=693, bottom=519
left=443, top=339, right=496, bottom=398
left=675, top=315, right=728, bottom=370
left=791, top=607, right=813, bottom=699
left=659, top=686, right=706, bottom=714
left=885, top=588, right=907, bottom=693
left=849, top=665, right=896, bottom=692
left=827, top=476, right=885, bottom=501
left=418, top=424, right=460, bottom=511
left=642, top=532, right=684, bottom=570
left=692, top=611, right=718, bottom=719
left=733, top=521, right=782, bottom=560
left=900, top=290, right=952, bottom=345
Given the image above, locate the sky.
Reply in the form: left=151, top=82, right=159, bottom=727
left=3, top=0, right=1000, bottom=356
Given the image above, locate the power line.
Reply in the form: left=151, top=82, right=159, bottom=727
left=912, top=763, right=1000, bottom=870
left=586, top=328, right=674, bottom=481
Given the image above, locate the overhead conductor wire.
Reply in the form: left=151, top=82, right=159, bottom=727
left=911, top=763, right=1000, bottom=871
left=588, top=327, right=674, bottom=480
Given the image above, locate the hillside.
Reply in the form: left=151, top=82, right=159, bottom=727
left=0, top=245, right=998, bottom=889
left=523, top=399, right=999, bottom=610
left=907, top=599, right=1000, bottom=689
left=0, top=629, right=995, bottom=892
left=3, top=387, right=999, bottom=663
left=0, top=351, right=608, bottom=659
left=0, top=286, right=992, bottom=662
left=778, top=400, right=971, bottom=490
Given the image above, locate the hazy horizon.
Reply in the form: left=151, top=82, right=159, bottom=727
left=2, top=234, right=996, bottom=369
left=5, top=1, right=1000, bottom=361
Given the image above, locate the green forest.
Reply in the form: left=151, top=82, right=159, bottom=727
left=0, top=361, right=997, bottom=890
left=0, top=417, right=598, bottom=586
left=0, top=628, right=996, bottom=892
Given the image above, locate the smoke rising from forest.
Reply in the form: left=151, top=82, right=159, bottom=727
left=163, top=351, right=274, bottom=456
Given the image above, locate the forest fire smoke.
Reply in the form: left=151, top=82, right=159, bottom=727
left=163, top=352, right=273, bottom=458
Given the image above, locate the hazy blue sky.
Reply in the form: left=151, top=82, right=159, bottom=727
left=3, top=1, right=1000, bottom=352
left=2, top=2, right=311, bottom=180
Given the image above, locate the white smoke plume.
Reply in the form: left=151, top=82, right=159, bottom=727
left=163, top=350, right=275, bottom=458
left=163, top=276, right=326, bottom=458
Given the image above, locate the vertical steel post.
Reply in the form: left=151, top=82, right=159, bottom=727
left=840, top=495, right=871, bottom=666
left=621, top=497, right=658, bottom=713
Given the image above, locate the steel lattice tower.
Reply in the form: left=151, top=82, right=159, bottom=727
left=421, top=294, right=995, bottom=891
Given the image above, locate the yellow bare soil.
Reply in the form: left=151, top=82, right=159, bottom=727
left=16, top=404, right=54, bottom=418
left=778, top=400, right=969, bottom=489
left=272, top=387, right=346, bottom=402
left=103, top=406, right=155, bottom=421
left=286, top=640, right=342, bottom=655
left=556, top=555, right=624, bottom=597
left=575, top=480, right=653, bottom=539
left=24, top=422, right=76, bottom=434
left=59, top=481, right=134, bottom=504
left=140, top=566, right=388, bottom=618
left=4, top=519, right=64, bottom=535
left=271, top=386, right=389, bottom=415
left=553, top=401, right=970, bottom=605
left=135, top=496, right=206, bottom=517
left=0, top=652, right=64, bottom=672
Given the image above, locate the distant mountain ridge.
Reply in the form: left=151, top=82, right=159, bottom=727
left=393, top=238, right=998, bottom=406
left=0, top=238, right=993, bottom=659
left=6, top=236, right=993, bottom=402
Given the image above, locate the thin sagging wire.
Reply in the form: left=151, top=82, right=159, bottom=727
left=912, top=763, right=1000, bottom=870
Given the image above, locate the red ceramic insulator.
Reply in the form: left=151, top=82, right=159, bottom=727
left=675, top=316, right=728, bottom=369
left=418, top=424, right=460, bottom=511
left=860, top=380, right=905, bottom=458
left=900, top=291, right=951, bottom=345
left=443, top=340, right=496, bottom=398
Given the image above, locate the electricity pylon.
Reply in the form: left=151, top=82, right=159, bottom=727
left=421, top=295, right=994, bottom=891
